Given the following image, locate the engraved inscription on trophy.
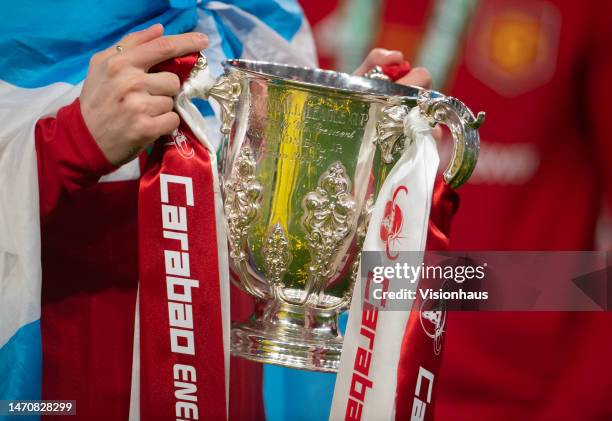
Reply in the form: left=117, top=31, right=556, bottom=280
left=257, top=94, right=369, bottom=165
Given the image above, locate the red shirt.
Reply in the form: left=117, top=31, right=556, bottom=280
left=379, top=1, right=612, bottom=420
left=301, top=0, right=612, bottom=419
left=35, top=99, right=264, bottom=420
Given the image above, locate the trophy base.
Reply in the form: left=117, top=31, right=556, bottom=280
left=230, top=294, right=343, bottom=372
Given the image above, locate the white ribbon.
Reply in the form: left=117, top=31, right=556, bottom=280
left=330, top=109, right=439, bottom=421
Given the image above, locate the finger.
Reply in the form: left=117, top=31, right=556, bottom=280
left=150, top=112, right=180, bottom=138
left=125, top=92, right=173, bottom=116
left=354, top=48, right=404, bottom=76
left=145, top=95, right=175, bottom=116
left=129, top=33, right=208, bottom=70
left=96, top=24, right=164, bottom=62
left=120, top=23, right=164, bottom=49
left=144, top=72, right=181, bottom=96
left=395, top=67, right=433, bottom=89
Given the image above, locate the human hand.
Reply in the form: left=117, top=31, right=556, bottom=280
left=80, top=24, right=208, bottom=166
left=355, top=48, right=441, bottom=138
left=354, top=48, right=433, bottom=89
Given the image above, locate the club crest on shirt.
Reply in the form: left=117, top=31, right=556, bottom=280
left=170, top=129, right=195, bottom=159
left=466, top=0, right=561, bottom=97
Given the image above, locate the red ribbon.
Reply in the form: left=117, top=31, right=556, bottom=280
left=138, top=54, right=227, bottom=420
left=380, top=62, right=412, bottom=81
left=394, top=180, right=459, bottom=421
left=378, top=62, right=460, bottom=421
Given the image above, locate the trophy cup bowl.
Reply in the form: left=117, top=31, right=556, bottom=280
left=179, top=56, right=484, bottom=372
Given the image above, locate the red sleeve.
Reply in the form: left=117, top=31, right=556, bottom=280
left=35, top=98, right=116, bottom=222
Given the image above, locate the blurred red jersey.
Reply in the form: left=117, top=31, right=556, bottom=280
left=302, top=0, right=612, bottom=419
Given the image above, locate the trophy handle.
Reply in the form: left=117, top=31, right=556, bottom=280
left=375, top=93, right=484, bottom=189
left=364, top=71, right=484, bottom=189
left=416, top=92, right=485, bottom=188
left=176, top=54, right=241, bottom=139
left=176, top=53, right=270, bottom=300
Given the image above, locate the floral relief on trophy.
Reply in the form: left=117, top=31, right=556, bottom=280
left=223, top=146, right=263, bottom=263
left=302, top=161, right=357, bottom=282
left=261, top=223, right=292, bottom=287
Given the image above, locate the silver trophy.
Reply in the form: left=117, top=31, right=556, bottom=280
left=180, top=54, right=484, bottom=372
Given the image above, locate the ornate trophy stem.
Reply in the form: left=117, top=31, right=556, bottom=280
left=231, top=298, right=342, bottom=372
